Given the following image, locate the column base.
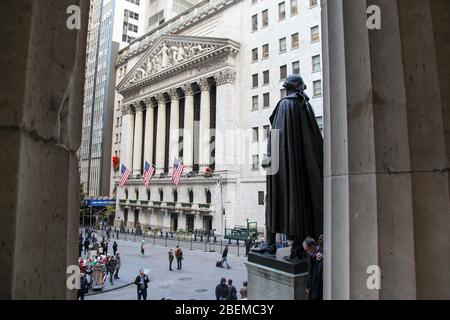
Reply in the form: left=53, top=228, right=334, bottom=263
left=245, top=248, right=308, bottom=300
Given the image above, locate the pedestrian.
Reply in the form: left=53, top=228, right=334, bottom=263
left=168, top=249, right=174, bottom=271
left=227, top=279, right=238, bottom=300
left=303, top=237, right=323, bottom=300
left=103, top=240, right=108, bottom=256
left=114, top=253, right=121, bottom=279
left=221, top=245, right=230, bottom=269
left=77, top=273, right=88, bottom=300
left=215, top=277, right=228, bottom=300
left=134, top=269, right=150, bottom=300
left=175, top=246, right=183, bottom=270
left=112, top=241, right=118, bottom=256
left=84, top=238, right=90, bottom=256
left=141, top=240, right=145, bottom=256
left=107, top=256, right=117, bottom=285
left=239, top=281, right=248, bottom=299
left=245, top=237, right=251, bottom=256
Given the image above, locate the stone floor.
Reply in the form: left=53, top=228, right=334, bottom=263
left=85, top=239, right=248, bottom=300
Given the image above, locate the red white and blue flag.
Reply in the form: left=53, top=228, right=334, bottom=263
left=172, top=159, right=185, bottom=186
left=143, top=161, right=156, bottom=187
left=119, top=164, right=132, bottom=188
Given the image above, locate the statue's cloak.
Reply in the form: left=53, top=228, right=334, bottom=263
left=266, top=91, right=323, bottom=241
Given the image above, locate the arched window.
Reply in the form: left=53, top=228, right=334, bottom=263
left=173, top=189, right=178, bottom=202
left=159, top=188, right=164, bottom=201
left=189, top=189, right=194, bottom=203
left=147, top=189, right=151, bottom=201
left=206, top=190, right=212, bottom=204
left=125, top=188, right=129, bottom=199
left=135, top=188, right=139, bottom=200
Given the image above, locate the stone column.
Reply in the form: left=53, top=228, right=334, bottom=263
left=155, top=93, right=167, bottom=174
left=178, top=212, right=187, bottom=231
left=0, top=0, right=89, bottom=299
left=198, top=78, right=211, bottom=171
left=182, top=83, right=195, bottom=171
left=133, top=104, right=144, bottom=174
left=214, top=70, right=237, bottom=172
left=322, top=0, right=450, bottom=299
left=143, top=97, right=155, bottom=166
left=168, top=88, right=180, bottom=173
left=123, top=104, right=135, bottom=170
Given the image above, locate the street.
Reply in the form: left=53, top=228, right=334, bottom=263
left=85, top=238, right=248, bottom=300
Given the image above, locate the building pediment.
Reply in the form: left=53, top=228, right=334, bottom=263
left=117, top=35, right=240, bottom=94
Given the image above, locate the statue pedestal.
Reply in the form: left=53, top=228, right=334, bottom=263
left=245, top=248, right=308, bottom=300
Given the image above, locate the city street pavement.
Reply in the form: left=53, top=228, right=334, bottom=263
left=86, top=239, right=248, bottom=300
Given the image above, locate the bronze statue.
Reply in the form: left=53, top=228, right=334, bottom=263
left=252, top=75, right=323, bottom=260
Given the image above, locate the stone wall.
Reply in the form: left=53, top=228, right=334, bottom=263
left=0, top=0, right=89, bottom=299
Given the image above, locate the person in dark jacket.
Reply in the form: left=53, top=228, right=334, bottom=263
left=107, top=257, right=117, bottom=285
left=168, top=249, right=174, bottom=271
left=221, top=245, right=230, bottom=269
left=114, top=253, right=121, bottom=279
left=78, top=240, right=83, bottom=258
left=77, top=273, right=88, bottom=300
left=227, top=279, right=238, bottom=300
left=134, top=269, right=150, bottom=300
left=215, top=278, right=229, bottom=300
left=83, top=238, right=90, bottom=255
left=175, top=246, right=183, bottom=270
left=112, top=241, right=118, bottom=256
left=303, top=237, right=323, bottom=300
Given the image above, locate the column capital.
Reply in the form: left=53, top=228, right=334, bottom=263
left=168, top=88, right=180, bottom=101
left=197, top=78, right=211, bottom=91
left=182, top=83, right=194, bottom=96
left=135, top=103, right=144, bottom=112
left=214, top=69, right=236, bottom=86
left=143, top=96, right=154, bottom=107
left=155, top=93, right=166, bottom=104
left=121, top=104, right=133, bottom=115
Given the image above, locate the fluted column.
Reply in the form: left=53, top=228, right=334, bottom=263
left=198, top=78, right=211, bottom=171
left=168, top=88, right=180, bottom=174
left=155, top=93, right=167, bottom=174
left=143, top=97, right=155, bottom=166
left=123, top=104, right=135, bottom=170
left=132, top=103, right=144, bottom=174
left=182, top=83, right=195, bottom=171
left=214, top=70, right=237, bottom=172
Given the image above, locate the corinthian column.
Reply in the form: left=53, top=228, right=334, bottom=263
left=143, top=97, right=154, bottom=166
left=182, top=83, right=194, bottom=171
left=123, top=104, right=135, bottom=171
left=168, top=88, right=180, bottom=174
left=133, top=103, right=144, bottom=174
left=198, top=78, right=211, bottom=171
left=155, top=93, right=167, bottom=174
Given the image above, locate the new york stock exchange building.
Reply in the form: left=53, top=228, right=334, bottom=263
left=110, top=0, right=323, bottom=237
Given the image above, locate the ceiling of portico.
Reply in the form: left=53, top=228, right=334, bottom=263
left=117, top=34, right=240, bottom=96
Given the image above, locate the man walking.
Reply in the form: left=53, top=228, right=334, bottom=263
left=168, top=249, right=174, bottom=271
left=134, top=269, right=150, bottom=300
left=114, top=253, right=121, bottom=279
left=175, top=246, right=183, bottom=270
left=227, top=279, right=238, bottom=300
left=83, top=238, right=90, bottom=256
left=303, top=237, right=323, bottom=300
left=107, top=256, right=117, bottom=285
left=221, top=245, right=230, bottom=269
left=112, top=241, right=118, bottom=256
left=77, top=273, right=88, bottom=300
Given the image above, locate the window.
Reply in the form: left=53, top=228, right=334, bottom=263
left=115, top=134, right=119, bottom=143
left=262, top=10, right=269, bottom=27
left=263, top=70, right=270, bottom=85
left=116, top=117, right=120, bottom=127
left=252, top=127, right=259, bottom=143
left=262, top=44, right=269, bottom=59
left=263, top=125, right=270, bottom=141
left=281, top=89, right=287, bottom=98
left=310, top=0, right=318, bottom=8
left=258, top=191, right=265, bottom=205
left=291, top=33, right=299, bottom=48
left=252, top=48, right=259, bottom=62
left=313, top=80, right=322, bottom=96
left=280, top=65, right=287, bottom=80
left=252, top=155, right=259, bottom=170
left=292, top=61, right=300, bottom=74
left=291, top=0, right=298, bottom=16
left=252, top=74, right=259, bottom=88
left=252, top=14, right=258, bottom=32
left=279, top=37, right=287, bottom=53
left=263, top=93, right=270, bottom=108
left=278, top=2, right=286, bottom=21
left=311, top=25, right=320, bottom=42
left=312, top=55, right=321, bottom=72
left=252, top=96, right=259, bottom=111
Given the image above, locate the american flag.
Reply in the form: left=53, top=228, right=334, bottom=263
left=143, top=161, right=156, bottom=187
left=119, top=164, right=132, bottom=188
left=172, top=159, right=185, bottom=186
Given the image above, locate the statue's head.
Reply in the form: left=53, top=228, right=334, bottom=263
left=283, top=74, right=307, bottom=92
